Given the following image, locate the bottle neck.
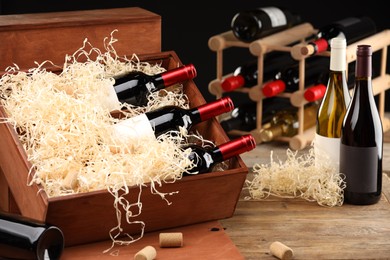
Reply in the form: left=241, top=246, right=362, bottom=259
left=161, top=64, right=197, bottom=87
left=356, top=46, right=372, bottom=78
left=215, top=134, right=256, bottom=161
left=192, top=97, right=234, bottom=122
left=330, top=43, right=346, bottom=71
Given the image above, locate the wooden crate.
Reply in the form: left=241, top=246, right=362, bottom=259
left=0, top=51, right=249, bottom=246
left=0, top=7, right=161, bottom=72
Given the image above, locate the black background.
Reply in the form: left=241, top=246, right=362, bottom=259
left=1, top=0, right=390, bottom=110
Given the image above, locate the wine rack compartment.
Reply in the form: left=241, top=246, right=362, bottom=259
left=208, top=24, right=390, bottom=150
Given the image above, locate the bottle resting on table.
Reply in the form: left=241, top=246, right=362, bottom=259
left=0, top=211, right=64, bottom=260
left=340, top=44, right=383, bottom=205
left=231, top=6, right=302, bottom=42
left=314, top=38, right=351, bottom=168
left=183, top=134, right=257, bottom=175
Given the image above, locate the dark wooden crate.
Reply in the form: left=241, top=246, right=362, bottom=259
left=0, top=51, right=249, bottom=246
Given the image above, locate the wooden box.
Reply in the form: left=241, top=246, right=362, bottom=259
left=0, top=51, right=249, bottom=246
left=0, top=7, right=161, bottom=72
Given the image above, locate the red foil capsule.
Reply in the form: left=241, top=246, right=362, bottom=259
left=197, top=96, right=235, bottom=121
left=219, top=134, right=257, bottom=161
left=162, top=64, right=197, bottom=86
left=221, top=75, right=245, bottom=92
left=304, top=84, right=327, bottom=102
left=262, top=80, right=286, bottom=97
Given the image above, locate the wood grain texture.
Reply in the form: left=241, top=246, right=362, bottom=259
left=0, top=7, right=161, bottom=72
left=220, top=134, right=390, bottom=260
left=62, top=221, right=244, bottom=260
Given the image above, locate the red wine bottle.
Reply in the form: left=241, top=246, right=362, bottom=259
left=220, top=97, right=293, bottom=132
left=231, top=6, right=302, bottom=42
left=0, top=211, right=64, bottom=260
left=340, top=45, right=383, bottom=205
left=183, top=134, right=256, bottom=175
left=112, top=97, right=235, bottom=142
left=261, top=56, right=329, bottom=97
left=221, top=52, right=296, bottom=92
left=301, top=16, right=376, bottom=56
left=114, top=64, right=197, bottom=106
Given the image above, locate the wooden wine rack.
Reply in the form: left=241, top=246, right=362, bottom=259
left=208, top=23, right=390, bottom=150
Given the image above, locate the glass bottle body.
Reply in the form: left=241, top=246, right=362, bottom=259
left=340, top=45, right=383, bottom=205
left=302, top=16, right=376, bottom=56
left=231, top=6, right=301, bottom=42
left=0, top=212, right=64, bottom=260
left=114, top=64, right=197, bottom=106
left=183, top=134, right=256, bottom=174
left=315, top=38, right=351, bottom=168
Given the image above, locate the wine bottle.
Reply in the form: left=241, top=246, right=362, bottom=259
left=112, top=96, right=234, bottom=143
left=220, top=97, right=294, bottom=132
left=340, top=45, right=383, bottom=205
left=261, top=56, right=330, bottom=97
left=259, top=102, right=318, bottom=142
left=314, top=38, right=352, bottom=168
left=231, top=6, right=302, bottom=42
left=113, top=64, right=197, bottom=106
left=300, top=16, right=377, bottom=56
left=220, top=103, right=258, bottom=133
left=303, top=60, right=366, bottom=102
left=0, top=211, right=64, bottom=260
left=221, top=52, right=296, bottom=92
left=183, top=134, right=256, bottom=175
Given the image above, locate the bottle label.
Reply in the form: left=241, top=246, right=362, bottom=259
left=314, top=134, right=341, bottom=169
left=339, top=144, right=378, bottom=193
left=100, top=83, right=120, bottom=112
left=260, top=7, right=287, bottom=27
left=203, top=152, right=214, bottom=168
left=112, top=114, right=155, bottom=143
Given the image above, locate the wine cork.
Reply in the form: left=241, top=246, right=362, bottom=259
left=159, top=232, right=183, bottom=248
left=270, top=241, right=294, bottom=260
left=134, top=245, right=157, bottom=260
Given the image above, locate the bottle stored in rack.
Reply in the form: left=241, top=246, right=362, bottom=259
left=300, top=16, right=377, bottom=56
left=221, top=52, right=296, bottom=92
left=231, top=6, right=302, bottom=43
left=220, top=97, right=293, bottom=133
left=258, top=102, right=318, bottom=142
left=261, top=56, right=330, bottom=97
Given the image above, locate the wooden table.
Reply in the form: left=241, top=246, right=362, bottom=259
left=220, top=173, right=390, bottom=259
left=218, top=138, right=390, bottom=260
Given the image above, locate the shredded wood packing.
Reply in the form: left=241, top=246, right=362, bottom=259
left=245, top=147, right=346, bottom=207
left=0, top=30, right=203, bottom=253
